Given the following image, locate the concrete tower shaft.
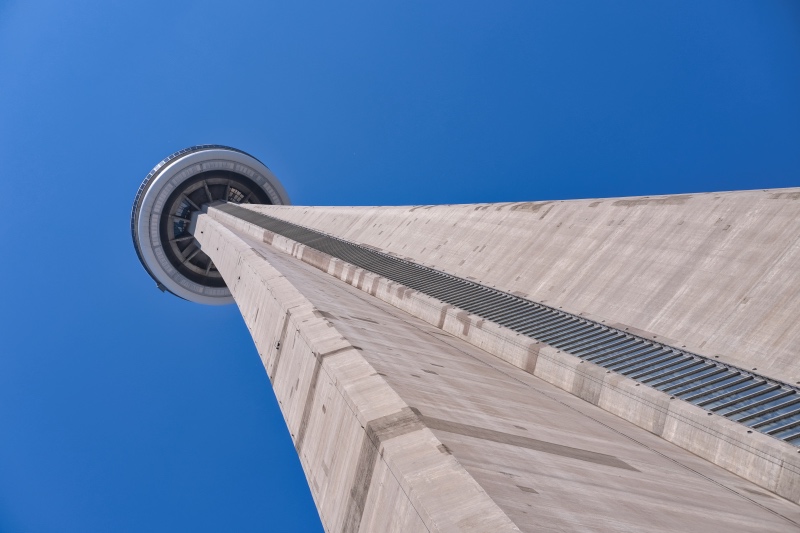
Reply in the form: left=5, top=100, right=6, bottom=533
left=132, top=146, right=800, bottom=531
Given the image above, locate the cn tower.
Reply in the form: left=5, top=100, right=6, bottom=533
left=133, top=146, right=800, bottom=532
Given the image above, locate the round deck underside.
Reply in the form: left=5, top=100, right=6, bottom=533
left=131, top=145, right=289, bottom=304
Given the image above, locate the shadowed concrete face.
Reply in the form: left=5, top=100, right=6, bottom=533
left=193, top=210, right=800, bottom=532
left=204, top=201, right=800, bottom=504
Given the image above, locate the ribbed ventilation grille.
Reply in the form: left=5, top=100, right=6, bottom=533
left=217, top=203, right=800, bottom=447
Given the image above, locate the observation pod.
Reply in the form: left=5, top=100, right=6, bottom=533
left=131, top=148, right=800, bottom=526
left=131, top=145, right=289, bottom=304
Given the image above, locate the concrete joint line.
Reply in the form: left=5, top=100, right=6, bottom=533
left=410, top=408, right=637, bottom=472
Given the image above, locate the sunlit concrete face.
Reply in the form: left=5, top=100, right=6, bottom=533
left=133, top=147, right=800, bottom=531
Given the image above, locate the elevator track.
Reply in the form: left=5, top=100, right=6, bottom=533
left=216, top=203, right=800, bottom=448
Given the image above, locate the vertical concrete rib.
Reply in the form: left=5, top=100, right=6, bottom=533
left=194, top=213, right=521, bottom=533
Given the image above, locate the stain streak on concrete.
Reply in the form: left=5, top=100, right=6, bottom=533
left=270, top=310, right=292, bottom=382
left=342, top=408, right=424, bottom=533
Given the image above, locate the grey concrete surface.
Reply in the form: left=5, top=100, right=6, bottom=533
left=250, top=189, right=800, bottom=386
left=205, top=201, right=800, bottom=504
left=194, top=207, right=800, bottom=532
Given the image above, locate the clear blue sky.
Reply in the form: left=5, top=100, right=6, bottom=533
left=0, top=2, right=798, bottom=531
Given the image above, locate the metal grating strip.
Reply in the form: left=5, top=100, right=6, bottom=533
left=215, top=203, right=800, bottom=447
